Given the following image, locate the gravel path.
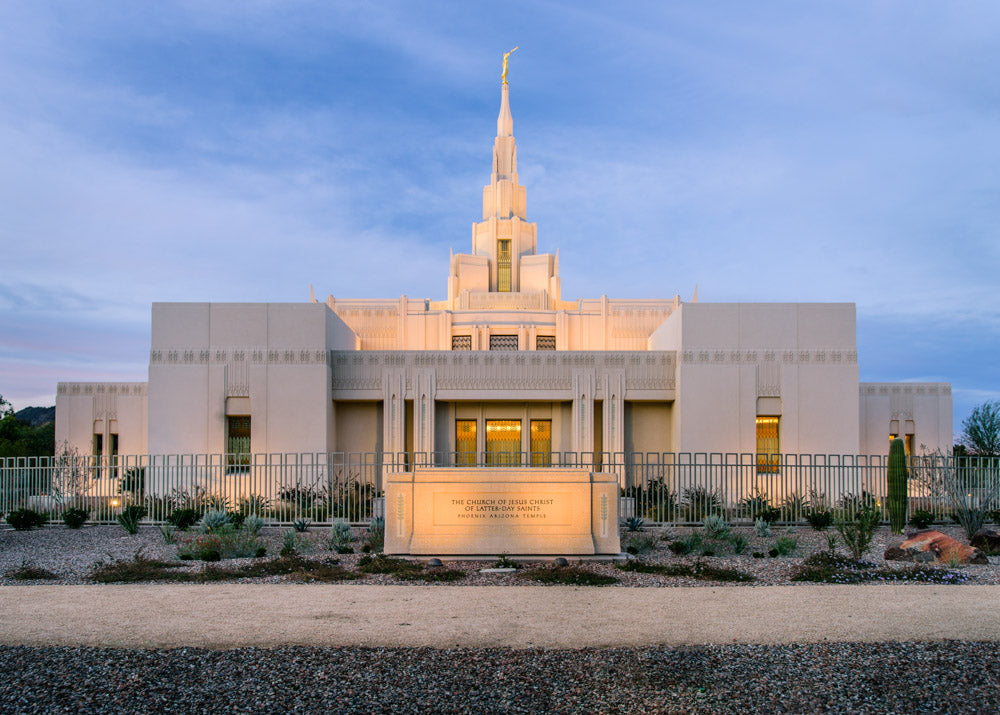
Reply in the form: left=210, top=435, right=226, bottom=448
left=2, top=642, right=999, bottom=713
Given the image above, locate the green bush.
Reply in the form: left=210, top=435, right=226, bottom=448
left=806, top=509, right=833, bottom=531
left=176, top=527, right=266, bottom=561
left=328, top=520, right=353, bottom=554
left=702, top=514, right=730, bottom=540
left=6, top=508, right=45, bottom=531
left=363, top=517, right=384, bottom=553
left=61, top=507, right=89, bottom=529
left=167, top=507, right=200, bottom=531
left=772, top=534, right=799, bottom=556
left=908, top=509, right=935, bottom=530
left=835, top=505, right=882, bottom=561
left=623, top=534, right=658, bottom=555
left=681, top=487, right=722, bottom=522
left=117, top=505, right=147, bottom=535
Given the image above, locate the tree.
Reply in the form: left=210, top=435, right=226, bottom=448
left=961, top=401, right=1000, bottom=456
left=0, top=394, right=12, bottom=418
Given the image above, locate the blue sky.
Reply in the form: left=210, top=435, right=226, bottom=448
left=1, top=1, right=998, bottom=440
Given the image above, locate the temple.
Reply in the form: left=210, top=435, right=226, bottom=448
left=55, top=74, right=953, bottom=465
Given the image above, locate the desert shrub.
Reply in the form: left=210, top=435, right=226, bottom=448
left=89, top=553, right=188, bottom=583
left=791, top=552, right=969, bottom=585
left=61, top=507, right=89, bottom=529
left=159, top=525, right=176, bottom=544
left=739, top=489, right=772, bottom=521
left=280, top=530, right=300, bottom=557
left=806, top=509, right=833, bottom=531
left=117, top=505, right=147, bottom=535
left=623, top=534, right=658, bottom=555
left=729, top=533, right=749, bottom=554
left=623, top=516, right=645, bottom=532
left=6, top=560, right=58, bottom=580
left=911, top=450, right=1000, bottom=541
left=633, top=480, right=678, bottom=523
left=702, top=514, right=730, bottom=540
left=200, top=509, right=231, bottom=532
left=908, top=509, right=935, bottom=530
left=835, top=505, right=882, bottom=561
left=772, top=534, right=799, bottom=556
left=618, top=560, right=754, bottom=583
left=118, top=467, right=145, bottom=499
left=363, top=517, right=385, bottom=553
left=6, top=508, right=45, bottom=531
left=293, top=518, right=311, bottom=533
left=493, top=554, right=521, bottom=569
left=227, top=511, right=245, bottom=530
left=176, top=527, right=266, bottom=561
left=837, top=491, right=878, bottom=519
left=780, top=492, right=810, bottom=522
left=242, top=514, right=265, bottom=535
left=167, top=507, right=201, bottom=531
left=754, top=518, right=771, bottom=538
left=668, top=532, right=702, bottom=556
left=522, top=565, right=618, bottom=586
left=681, top=487, right=723, bottom=522
left=238, top=494, right=270, bottom=518
left=328, top=520, right=353, bottom=554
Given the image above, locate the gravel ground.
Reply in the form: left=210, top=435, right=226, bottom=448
left=1, top=523, right=997, bottom=587
left=2, top=641, right=999, bottom=713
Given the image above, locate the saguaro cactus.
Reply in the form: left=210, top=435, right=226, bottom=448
left=887, top=437, right=908, bottom=534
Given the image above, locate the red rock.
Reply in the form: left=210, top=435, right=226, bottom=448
left=895, top=530, right=988, bottom=565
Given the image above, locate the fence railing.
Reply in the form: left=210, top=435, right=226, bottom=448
left=1, top=451, right=998, bottom=526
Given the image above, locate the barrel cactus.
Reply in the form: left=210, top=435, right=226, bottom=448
left=887, top=437, right=908, bottom=534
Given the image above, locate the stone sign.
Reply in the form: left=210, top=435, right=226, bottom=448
left=384, top=467, right=620, bottom=555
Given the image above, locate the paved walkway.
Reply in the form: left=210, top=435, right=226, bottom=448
left=3, top=584, right=999, bottom=649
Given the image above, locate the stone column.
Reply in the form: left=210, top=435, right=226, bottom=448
left=572, top=370, right=595, bottom=456
left=412, top=369, right=437, bottom=462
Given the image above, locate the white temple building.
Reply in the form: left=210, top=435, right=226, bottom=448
left=55, top=77, right=953, bottom=467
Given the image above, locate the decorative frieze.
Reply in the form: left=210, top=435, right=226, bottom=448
left=330, top=350, right=676, bottom=393
left=57, top=382, right=147, bottom=396
left=151, top=348, right=331, bottom=366
left=679, top=349, right=857, bottom=365
left=860, top=383, right=951, bottom=396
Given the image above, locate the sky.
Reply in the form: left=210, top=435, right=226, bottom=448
left=1, top=1, right=998, bottom=440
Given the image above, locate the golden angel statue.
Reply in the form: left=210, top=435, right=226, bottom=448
left=501, top=46, right=518, bottom=84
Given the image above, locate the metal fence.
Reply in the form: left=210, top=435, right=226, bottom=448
left=1, top=451, right=998, bottom=526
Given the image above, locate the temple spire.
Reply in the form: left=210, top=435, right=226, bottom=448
left=497, top=82, right=513, bottom=137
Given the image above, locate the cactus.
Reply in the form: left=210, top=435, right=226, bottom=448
left=887, top=437, right=908, bottom=534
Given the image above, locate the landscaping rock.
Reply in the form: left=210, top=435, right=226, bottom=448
left=886, top=530, right=988, bottom=565
left=970, top=528, right=1000, bottom=553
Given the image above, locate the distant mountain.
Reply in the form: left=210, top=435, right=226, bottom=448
left=14, top=406, right=55, bottom=427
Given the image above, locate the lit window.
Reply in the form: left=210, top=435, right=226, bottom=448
left=486, top=419, right=521, bottom=466
left=536, top=335, right=556, bottom=350
left=451, top=335, right=472, bottom=350
left=530, top=420, right=552, bottom=466
left=489, top=334, right=518, bottom=351
left=455, top=420, right=477, bottom=466
left=756, top=416, right=780, bottom=473
left=227, top=416, right=251, bottom=473
left=497, top=239, right=511, bottom=292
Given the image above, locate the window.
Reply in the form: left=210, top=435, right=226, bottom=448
left=536, top=335, right=556, bottom=351
left=530, top=420, right=552, bottom=466
left=455, top=420, right=477, bottom=466
left=889, top=433, right=914, bottom=456
left=92, top=433, right=103, bottom=457
left=109, top=433, right=119, bottom=479
left=486, top=419, right=521, bottom=466
left=489, top=334, right=518, bottom=351
left=451, top=335, right=472, bottom=350
left=756, top=416, right=780, bottom=473
left=497, top=238, right=511, bottom=292
left=227, top=416, right=251, bottom=473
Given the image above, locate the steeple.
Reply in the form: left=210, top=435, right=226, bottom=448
left=497, top=82, right=513, bottom=137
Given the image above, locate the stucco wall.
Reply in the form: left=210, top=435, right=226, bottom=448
left=859, top=383, right=953, bottom=456
left=147, top=302, right=355, bottom=455
left=650, top=303, right=861, bottom=455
